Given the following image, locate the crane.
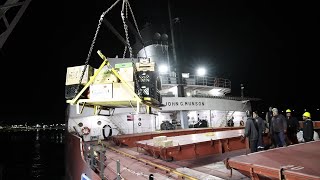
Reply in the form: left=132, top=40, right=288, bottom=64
left=0, top=0, right=32, bottom=49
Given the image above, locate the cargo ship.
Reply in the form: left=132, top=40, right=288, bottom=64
left=64, top=1, right=320, bottom=180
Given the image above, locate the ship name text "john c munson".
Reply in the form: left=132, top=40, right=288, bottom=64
left=165, top=101, right=205, bottom=106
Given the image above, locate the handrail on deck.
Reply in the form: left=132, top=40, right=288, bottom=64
left=160, top=74, right=231, bottom=89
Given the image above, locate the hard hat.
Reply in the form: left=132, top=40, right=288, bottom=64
left=303, top=112, right=311, bottom=118
left=286, top=109, right=291, bottom=113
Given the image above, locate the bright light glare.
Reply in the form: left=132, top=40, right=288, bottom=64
left=159, top=64, right=168, bottom=74
left=182, top=73, right=189, bottom=78
left=197, top=67, right=206, bottom=76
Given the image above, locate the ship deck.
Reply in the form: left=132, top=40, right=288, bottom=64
left=226, top=140, right=320, bottom=180
left=102, top=143, right=250, bottom=180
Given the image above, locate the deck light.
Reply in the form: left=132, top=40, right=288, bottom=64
left=197, top=67, right=206, bottom=76
left=159, top=64, right=168, bottom=74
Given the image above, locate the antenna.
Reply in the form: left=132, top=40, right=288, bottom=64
left=241, top=84, right=244, bottom=98
left=168, top=0, right=184, bottom=97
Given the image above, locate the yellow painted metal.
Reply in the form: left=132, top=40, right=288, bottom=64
left=67, top=50, right=161, bottom=110
left=146, top=105, right=150, bottom=114
left=143, top=97, right=162, bottom=108
left=107, top=145, right=198, bottom=180
left=97, top=50, right=142, bottom=103
left=67, top=54, right=108, bottom=105
left=94, top=105, right=98, bottom=115
left=77, top=98, right=139, bottom=107
left=79, top=102, right=85, bottom=114
left=93, top=105, right=102, bottom=115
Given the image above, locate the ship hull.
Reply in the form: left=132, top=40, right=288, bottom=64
left=65, top=132, right=101, bottom=180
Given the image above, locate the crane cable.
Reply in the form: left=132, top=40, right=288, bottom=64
left=121, top=0, right=150, bottom=112
left=75, top=0, right=153, bottom=112
left=76, top=0, right=122, bottom=94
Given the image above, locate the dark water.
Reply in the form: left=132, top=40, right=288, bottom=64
left=0, top=129, right=65, bottom=180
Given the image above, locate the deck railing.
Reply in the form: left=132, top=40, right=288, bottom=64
left=160, top=74, right=231, bottom=89
left=83, top=142, right=155, bottom=180
left=161, top=94, right=261, bottom=101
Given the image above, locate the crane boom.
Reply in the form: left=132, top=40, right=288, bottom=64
left=0, top=0, right=32, bottom=49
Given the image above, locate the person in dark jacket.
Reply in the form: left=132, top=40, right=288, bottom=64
left=243, top=110, right=259, bottom=153
left=265, top=107, right=273, bottom=128
left=271, top=108, right=287, bottom=147
left=265, top=106, right=276, bottom=148
left=253, top=111, right=265, bottom=150
left=227, top=117, right=234, bottom=127
left=285, top=109, right=299, bottom=144
left=302, top=112, right=314, bottom=142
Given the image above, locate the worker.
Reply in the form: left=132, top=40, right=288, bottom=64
left=243, top=110, right=259, bottom=153
left=227, top=117, right=234, bottom=127
left=285, top=109, right=299, bottom=145
left=302, top=112, right=314, bottom=142
left=265, top=106, right=276, bottom=148
left=271, top=108, right=287, bottom=147
left=253, top=111, right=265, bottom=150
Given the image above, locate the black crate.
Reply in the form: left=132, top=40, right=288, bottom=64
left=65, top=84, right=86, bottom=100
left=136, top=71, right=157, bottom=83
left=137, top=86, right=156, bottom=97
left=137, top=85, right=161, bottom=103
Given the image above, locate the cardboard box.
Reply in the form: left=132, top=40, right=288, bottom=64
left=153, top=136, right=167, bottom=146
left=138, top=58, right=151, bottom=63
left=160, top=140, right=173, bottom=147
left=65, top=65, right=93, bottom=85
left=89, top=84, right=113, bottom=100
left=136, top=62, right=156, bottom=72
left=93, top=66, right=119, bottom=84
left=115, top=62, right=133, bottom=68
left=119, top=67, right=134, bottom=82
left=112, top=82, right=135, bottom=100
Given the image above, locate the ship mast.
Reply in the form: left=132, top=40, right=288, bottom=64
left=168, top=0, right=184, bottom=97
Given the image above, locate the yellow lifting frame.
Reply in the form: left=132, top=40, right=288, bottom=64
left=66, top=52, right=108, bottom=105
left=67, top=50, right=149, bottom=113
left=97, top=50, right=142, bottom=104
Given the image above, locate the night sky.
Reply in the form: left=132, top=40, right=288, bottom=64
left=0, top=0, right=319, bottom=124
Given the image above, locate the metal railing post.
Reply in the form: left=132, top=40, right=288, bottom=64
left=117, top=160, right=121, bottom=180
left=83, top=143, right=88, bottom=162
left=90, top=143, right=95, bottom=170
left=99, top=150, right=106, bottom=179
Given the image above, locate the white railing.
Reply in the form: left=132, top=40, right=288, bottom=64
left=160, top=74, right=231, bottom=89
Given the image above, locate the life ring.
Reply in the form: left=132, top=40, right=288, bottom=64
left=102, top=125, right=112, bottom=138
left=81, top=127, right=91, bottom=135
